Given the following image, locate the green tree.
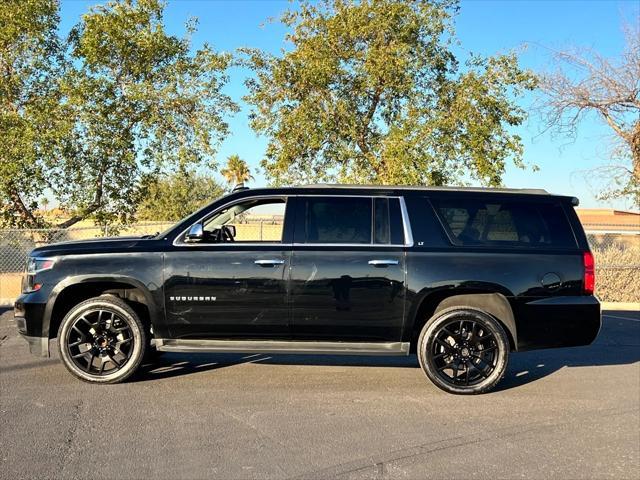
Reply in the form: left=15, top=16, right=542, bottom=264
left=242, top=0, right=537, bottom=186
left=220, top=154, right=254, bottom=189
left=0, top=0, right=71, bottom=228
left=1, top=0, right=237, bottom=229
left=137, top=169, right=224, bottom=221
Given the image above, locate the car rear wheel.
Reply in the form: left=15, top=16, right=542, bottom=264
left=418, top=307, right=509, bottom=394
left=57, top=295, right=147, bottom=384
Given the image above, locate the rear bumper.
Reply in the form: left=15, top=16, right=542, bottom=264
left=514, top=295, right=601, bottom=351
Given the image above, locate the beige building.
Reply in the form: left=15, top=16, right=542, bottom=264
left=576, top=209, right=640, bottom=232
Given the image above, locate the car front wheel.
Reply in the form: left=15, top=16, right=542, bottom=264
left=57, top=295, right=147, bottom=384
left=418, top=307, right=509, bottom=394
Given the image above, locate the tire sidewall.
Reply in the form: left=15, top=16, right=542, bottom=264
left=58, top=298, right=146, bottom=384
left=418, top=308, right=509, bottom=394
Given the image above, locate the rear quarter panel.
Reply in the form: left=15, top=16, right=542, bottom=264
left=405, top=250, right=587, bottom=349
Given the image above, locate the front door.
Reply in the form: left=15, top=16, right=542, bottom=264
left=289, top=196, right=407, bottom=342
left=164, top=196, right=293, bottom=339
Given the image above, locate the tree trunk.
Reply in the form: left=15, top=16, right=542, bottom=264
left=632, top=121, right=640, bottom=184
left=8, top=188, right=41, bottom=229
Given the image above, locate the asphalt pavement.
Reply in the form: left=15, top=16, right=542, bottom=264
left=1, top=308, right=638, bottom=479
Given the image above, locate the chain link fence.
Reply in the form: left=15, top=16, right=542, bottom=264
left=1, top=222, right=639, bottom=303
left=584, top=225, right=640, bottom=303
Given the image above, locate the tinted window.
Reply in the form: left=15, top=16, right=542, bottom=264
left=374, top=198, right=390, bottom=244
left=305, top=197, right=372, bottom=244
left=389, top=198, right=405, bottom=245
left=433, top=199, right=576, bottom=248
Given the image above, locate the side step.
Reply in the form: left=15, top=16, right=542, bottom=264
left=155, top=339, right=410, bottom=356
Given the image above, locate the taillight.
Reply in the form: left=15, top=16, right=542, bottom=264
left=583, top=251, right=595, bottom=295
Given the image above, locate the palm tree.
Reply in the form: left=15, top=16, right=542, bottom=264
left=221, top=154, right=253, bottom=189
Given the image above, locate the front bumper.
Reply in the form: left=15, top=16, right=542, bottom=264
left=20, top=334, right=50, bottom=357
left=15, top=294, right=50, bottom=357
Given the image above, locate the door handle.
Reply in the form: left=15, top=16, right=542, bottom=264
left=368, top=259, right=399, bottom=267
left=254, top=259, right=285, bottom=267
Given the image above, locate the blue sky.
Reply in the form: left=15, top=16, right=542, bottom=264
left=59, top=0, right=638, bottom=209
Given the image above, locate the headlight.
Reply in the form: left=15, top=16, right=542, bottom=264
left=23, top=257, right=56, bottom=293
left=26, top=257, right=56, bottom=274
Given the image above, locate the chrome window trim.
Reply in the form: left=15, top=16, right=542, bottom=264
left=173, top=193, right=414, bottom=248
left=399, top=196, right=414, bottom=247
left=292, top=243, right=405, bottom=248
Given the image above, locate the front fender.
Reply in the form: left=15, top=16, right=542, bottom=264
left=43, top=274, right=161, bottom=339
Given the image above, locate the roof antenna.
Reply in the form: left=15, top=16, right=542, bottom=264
left=232, top=184, right=249, bottom=193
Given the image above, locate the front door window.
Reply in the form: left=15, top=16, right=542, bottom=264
left=201, top=198, right=286, bottom=243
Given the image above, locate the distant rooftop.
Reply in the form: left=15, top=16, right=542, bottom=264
left=577, top=208, right=640, bottom=232
left=576, top=208, right=640, bottom=217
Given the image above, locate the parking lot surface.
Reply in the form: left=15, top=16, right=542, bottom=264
left=1, top=308, right=638, bottom=479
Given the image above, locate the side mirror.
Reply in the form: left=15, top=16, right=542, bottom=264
left=185, top=223, right=204, bottom=242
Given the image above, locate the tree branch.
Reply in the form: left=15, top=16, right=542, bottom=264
left=356, top=84, right=383, bottom=176
left=56, top=164, right=106, bottom=229
left=8, top=187, right=41, bottom=228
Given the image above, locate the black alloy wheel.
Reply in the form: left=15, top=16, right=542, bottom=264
left=418, top=308, right=509, bottom=394
left=65, top=309, right=134, bottom=375
left=58, top=295, right=146, bottom=383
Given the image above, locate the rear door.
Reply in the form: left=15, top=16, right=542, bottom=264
left=289, top=195, right=408, bottom=342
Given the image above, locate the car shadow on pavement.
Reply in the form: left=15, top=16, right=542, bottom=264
left=134, top=351, right=419, bottom=382
left=496, top=311, right=640, bottom=391
left=135, top=312, right=640, bottom=388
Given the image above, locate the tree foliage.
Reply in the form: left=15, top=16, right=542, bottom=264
left=1, top=0, right=237, bottom=228
left=220, top=154, right=254, bottom=188
left=242, top=0, right=537, bottom=186
left=0, top=0, right=71, bottom=227
left=136, top=169, right=224, bottom=221
left=538, top=21, right=640, bottom=208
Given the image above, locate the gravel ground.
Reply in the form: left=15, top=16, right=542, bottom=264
left=1, top=308, right=638, bottom=479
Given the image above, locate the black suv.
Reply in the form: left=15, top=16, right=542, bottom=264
left=15, top=185, right=600, bottom=394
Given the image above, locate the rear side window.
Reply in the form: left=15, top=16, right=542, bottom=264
left=374, top=198, right=405, bottom=245
left=432, top=199, right=576, bottom=248
left=304, top=197, right=372, bottom=244
left=300, top=197, right=405, bottom=245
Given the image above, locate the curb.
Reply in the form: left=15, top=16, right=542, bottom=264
left=0, top=298, right=15, bottom=308
left=601, top=302, right=639, bottom=311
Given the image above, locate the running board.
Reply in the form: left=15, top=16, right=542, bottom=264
left=155, top=339, right=410, bottom=356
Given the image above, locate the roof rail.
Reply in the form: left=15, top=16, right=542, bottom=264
left=298, top=183, right=551, bottom=195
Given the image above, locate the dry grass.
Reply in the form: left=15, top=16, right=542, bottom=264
left=593, top=244, right=640, bottom=303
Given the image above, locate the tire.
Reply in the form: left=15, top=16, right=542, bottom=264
left=57, top=295, right=147, bottom=384
left=417, top=307, right=509, bottom=394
